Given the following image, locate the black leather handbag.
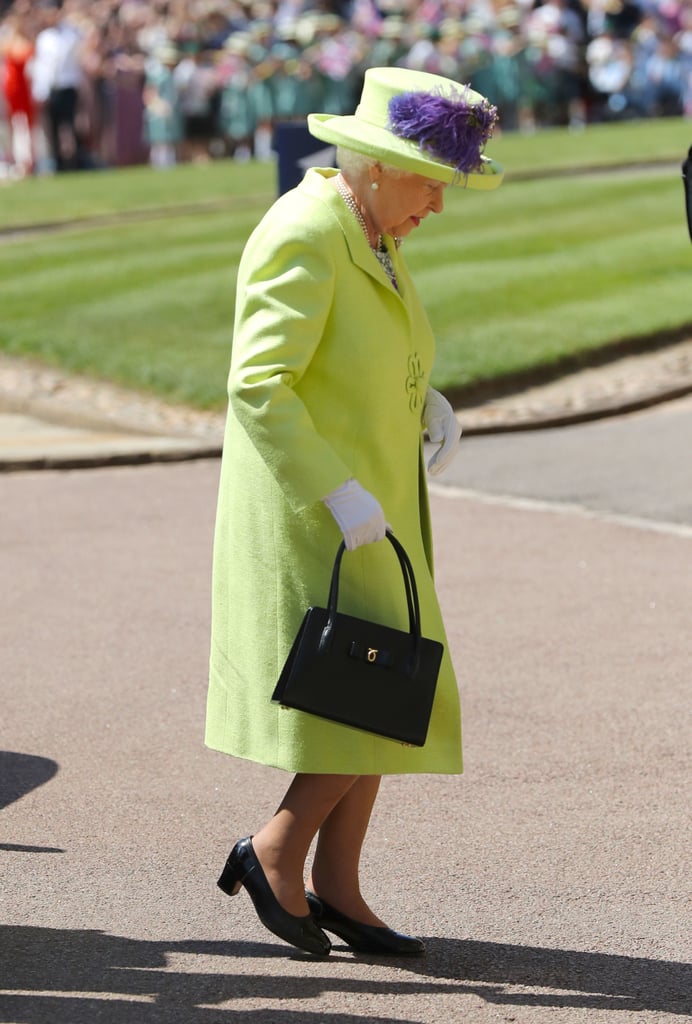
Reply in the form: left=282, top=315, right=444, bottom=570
left=271, top=531, right=443, bottom=747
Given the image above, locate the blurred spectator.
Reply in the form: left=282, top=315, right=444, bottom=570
left=143, top=41, right=182, bottom=166
left=269, top=22, right=323, bottom=121
left=303, top=13, right=365, bottom=115
left=217, top=32, right=255, bottom=159
left=78, top=14, right=118, bottom=167
left=31, top=0, right=84, bottom=171
left=243, top=20, right=278, bottom=161
left=524, top=0, right=587, bottom=127
left=677, top=4, right=692, bottom=116
left=645, top=32, right=686, bottom=114
left=467, top=8, right=536, bottom=132
left=368, top=16, right=410, bottom=69
left=0, top=3, right=36, bottom=175
left=173, top=41, right=218, bottom=161
left=586, top=29, right=634, bottom=117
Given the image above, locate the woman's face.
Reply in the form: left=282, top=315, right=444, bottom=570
left=370, top=169, right=448, bottom=239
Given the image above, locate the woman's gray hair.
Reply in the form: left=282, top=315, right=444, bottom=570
left=336, top=147, right=406, bottom=180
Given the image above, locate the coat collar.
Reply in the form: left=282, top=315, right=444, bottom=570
left=298, top=167, right=403, bottom=296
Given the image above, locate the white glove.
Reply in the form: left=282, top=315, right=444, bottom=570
left=322, top=478, right=387, bottom=551
left=423, top=386, right=462, bottom=476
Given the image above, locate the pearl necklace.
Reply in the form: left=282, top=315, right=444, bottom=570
left=336, top=174, right=398, bottom=290
left=336, top=175, right=380, bottom=249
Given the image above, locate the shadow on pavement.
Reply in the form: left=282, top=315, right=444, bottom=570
left=409, top=937, right=692, bottom=1014
left=0, top=751, right=59, bottom=811
left=1, top=925, right=689, bottom=1021
left=0, top=751, right=64, bottom=853
left=0, top=843, right=64, bottom=853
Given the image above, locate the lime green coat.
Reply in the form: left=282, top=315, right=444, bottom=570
left=206, top=167, right=462, bottom=775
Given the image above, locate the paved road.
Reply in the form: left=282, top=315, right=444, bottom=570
left=1, top=401, right=690, bottom=1023
left=439, top=395, right=692, bottom=528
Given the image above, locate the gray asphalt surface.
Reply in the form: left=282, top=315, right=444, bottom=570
left=1, top=398, right=690, bottom=1023
left=442, top=395, right=692, bottom=527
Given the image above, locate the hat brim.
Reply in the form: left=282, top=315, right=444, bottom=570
left=307, top=112, right=503, bottom=190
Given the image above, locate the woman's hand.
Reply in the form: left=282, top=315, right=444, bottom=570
left=423, top=387, right=462, bottom=476
left=322, top=479, right=387, bottom=550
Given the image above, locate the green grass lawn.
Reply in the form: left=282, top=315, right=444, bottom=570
left=489, top=115, right=689, bottom=177
left=1, top=117, right=690, bottom=408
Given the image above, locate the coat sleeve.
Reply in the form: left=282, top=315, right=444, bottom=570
left=227, top=202, right=353, bottom=512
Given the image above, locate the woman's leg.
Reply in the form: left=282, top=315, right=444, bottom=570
left=308, top=775, right=386, bottom=927
left=251, top=773, right=359, bottom=916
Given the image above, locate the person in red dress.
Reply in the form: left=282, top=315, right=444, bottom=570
left=1, top=7, right=36, bottom=176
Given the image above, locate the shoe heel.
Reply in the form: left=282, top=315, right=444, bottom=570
left=217, top=854, right=243, bottom=897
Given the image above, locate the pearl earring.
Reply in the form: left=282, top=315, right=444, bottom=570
left=371, top=181, right=379, bottom=191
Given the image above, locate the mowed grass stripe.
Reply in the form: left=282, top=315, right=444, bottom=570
left=0, top=211, right=251, bottom=282
left=5, top=264, right=236, bottom=407
left=420, top=221, right=686, bottom=314
left=433, top=272, right=692, bottom=388
left=413, top=172, right=683, bottom=257
left=0, top=215, right=245, bottom=319
left=1, top=212, right=245, bottom=408
left=1, top=160, right=277, bottom=230
left=487, top=116, right=687, bottom=174
left=411, top=172, right=687, bottom=313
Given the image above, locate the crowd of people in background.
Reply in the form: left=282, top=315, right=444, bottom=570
left=0, top=0, right=689, bottom=178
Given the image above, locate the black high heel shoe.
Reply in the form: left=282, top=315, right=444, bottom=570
left=305, top=891, right=425, bottom=956
left=217, top=837, right=331, bottom=957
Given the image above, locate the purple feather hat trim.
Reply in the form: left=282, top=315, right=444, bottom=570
left=388, top=87, right=498, bottom=177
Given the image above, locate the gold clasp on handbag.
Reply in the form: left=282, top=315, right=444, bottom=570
left=367, top=648, right=378, bottom=663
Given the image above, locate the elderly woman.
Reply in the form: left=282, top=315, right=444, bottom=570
left=206, top=66, right=503, bottom=958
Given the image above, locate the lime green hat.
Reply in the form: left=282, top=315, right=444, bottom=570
left=308, top=66, right=503, bottom=190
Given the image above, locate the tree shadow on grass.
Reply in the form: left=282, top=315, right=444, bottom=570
left=0, top=924, right=689, bottom=1023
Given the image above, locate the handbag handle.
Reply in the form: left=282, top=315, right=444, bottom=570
left=319, top=531, right=423, bottom=672
left=384, top=532, right=421, bottom=644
